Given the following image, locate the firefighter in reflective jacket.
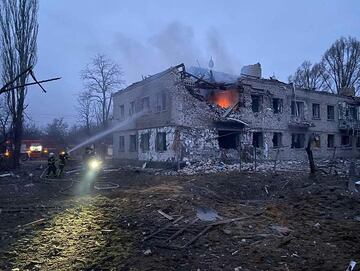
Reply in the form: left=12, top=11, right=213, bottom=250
left=46, top=153, right=57, bottom=178
left=58, top=151, right=69, bottom=177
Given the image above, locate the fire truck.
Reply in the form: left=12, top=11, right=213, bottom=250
left=1, top=139, right=59, bottom=161
left=20, top=139, right=59, bottom=160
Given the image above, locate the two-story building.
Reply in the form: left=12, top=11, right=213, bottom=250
left=112, top=63, right=360, bottom=163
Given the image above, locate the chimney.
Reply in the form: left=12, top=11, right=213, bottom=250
left=240, top=63, right=262, bottom=79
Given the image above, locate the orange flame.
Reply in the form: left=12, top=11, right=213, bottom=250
left=209, top=89, right=239, bottom=108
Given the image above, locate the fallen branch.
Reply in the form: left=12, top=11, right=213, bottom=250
left=21, top=218, right=45, bottom=227
left=157, top=209, right=174, bottom=221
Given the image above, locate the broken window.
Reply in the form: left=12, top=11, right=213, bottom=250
left=141, top=97, right=150, bottom=113
left=252, top=132, right=263, bottom=148
left=349, top=106, right=358, bottom=120
left=119, top=105, right=125, bottom=120
left=251, top=95, right=261, bottom=113
left=312, top=103, right=320, bottom=119
left=218, top=130, right=238, bottom=149
left=291, top=101, right=304, bottom=117
left=155, top=132, right=167, bottom=152
left=272, top=98, right=283, bottom=113
left=272, top=132, right=282, bottom=148
left=327, top=134, right=335, bottom=148
left=162, top=92, right=167, bottom=111
left=119, top=136, right=125, bottom=152
left=341, top=135, right=351, bottom=147
left=327, top=105, right=335, bottom=120
left=291, top=133, right=305, bottom=148
left=156, top=92, right=167, bottom=112
left=129, top=101, right=135, bottom=116
left=129, top=134, right=137, bottom=152
left=313, top=134, right=321, bottom=148
left=140, top=133, right=150, bottom=152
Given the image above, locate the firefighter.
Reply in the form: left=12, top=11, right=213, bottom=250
left=46, top=152, right=57, bottom=178
left=57, top=151, right=69, bottom=177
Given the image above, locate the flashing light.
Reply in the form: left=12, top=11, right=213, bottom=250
left=88, top=158, right=102, bottom=170
left=29, top=144, right=42, bottom=152
left=4, top=150, right=10, bottom=157
left=43, top=149, right=48, bottom=154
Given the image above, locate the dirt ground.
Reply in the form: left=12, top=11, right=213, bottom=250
left=0, top=161, right=360, bottom=271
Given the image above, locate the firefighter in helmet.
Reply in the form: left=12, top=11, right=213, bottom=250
left=57, top=151, right=69, bottom=177
left=46, top=152, right=57, bottom=178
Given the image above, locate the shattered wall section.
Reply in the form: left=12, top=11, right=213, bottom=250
left=136, top=126, right=221, bottom=163
left=138, top=126, right=176, bottom=162
left=180, top=127, right=220, bottom=162
left=170, top=74, right=220, bottom=128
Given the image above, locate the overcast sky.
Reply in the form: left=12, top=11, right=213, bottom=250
left=26, top=0, right=360, bottom=125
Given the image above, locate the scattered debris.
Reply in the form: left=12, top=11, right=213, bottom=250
left=143, top=249, right=152, bottom=256
left=21, top=218, right=45, bottom=228
left=157, top=209, right=173, bottom=221
left=346, top=260, right=356, bottom=271
left=270, top=225, right=292, bottom=236
left=164, top=158, right=358, bottom=176
left=93, top=182, right=119, bottom=190
left=196, top=206, right=221, bottom=222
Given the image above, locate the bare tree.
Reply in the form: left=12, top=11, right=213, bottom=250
left=289, top=61, right=328, bottom=90
left=45, top=118, right=69, bottom=146
left=81, top=54, right=124, bottom=128
left=23, top=121, right=43, bottom=139
left=321, top=36, right=360, bottom=94
left=0, top=96, right=11, bottom=140
left=0, top=0, right=38, bottom=167
left=76, top=89, right=94, bottom=136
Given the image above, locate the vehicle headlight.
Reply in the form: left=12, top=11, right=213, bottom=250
left=88, top=159, right=101, bottom=170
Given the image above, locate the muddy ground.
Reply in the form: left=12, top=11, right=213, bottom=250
left=0, top=161, right=359, bottom=271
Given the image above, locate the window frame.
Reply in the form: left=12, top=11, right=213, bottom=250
left=291, top=101, right=305, bottom=117
left=272, top=98, right=283, bottom=114
left=129, top=134, right=137, bottom=152
left=251, top=95, right=262, bottom=113
left=155, top=132, right=167, bottom=152
left=272, top=132, right=282, bottom=148
left=119, top=104, right=125, bottom=120
left=140, top=133, right=150, bottom=152
left=252, top=132, right=264, bottom=148
left=327, top=134, right=335, bottom=148
left=327, top=105, right=335, bottom=120
left=312, top=103, right=321, bottom=119
left=118, top=136, right=125, bottom=152
left=340, top=134, right=352, bottom=147
left=291, top=133, right=305, bottom=149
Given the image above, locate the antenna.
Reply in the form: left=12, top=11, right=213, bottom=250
left=208, top=56, right=214, bottom=69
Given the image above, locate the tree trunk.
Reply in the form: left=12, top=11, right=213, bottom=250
left=305, top=134, right=316, bottom=174
left=11, top=117, right=23, bottom=168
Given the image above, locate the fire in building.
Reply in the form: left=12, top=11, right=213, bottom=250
left=112, top=63, right=360, bottom=163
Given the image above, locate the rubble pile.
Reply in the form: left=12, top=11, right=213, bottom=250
left=1, top=160, right=360, bottom=270
left=167, top=158, right=360, bottom=176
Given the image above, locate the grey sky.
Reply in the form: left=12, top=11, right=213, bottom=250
left=26, top=0, right=360, bottom=125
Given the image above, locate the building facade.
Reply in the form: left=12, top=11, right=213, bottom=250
left=112, top=64, right=360, bottom=163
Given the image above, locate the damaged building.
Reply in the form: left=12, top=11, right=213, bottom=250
left=112, top=63, right=360, bottom=163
